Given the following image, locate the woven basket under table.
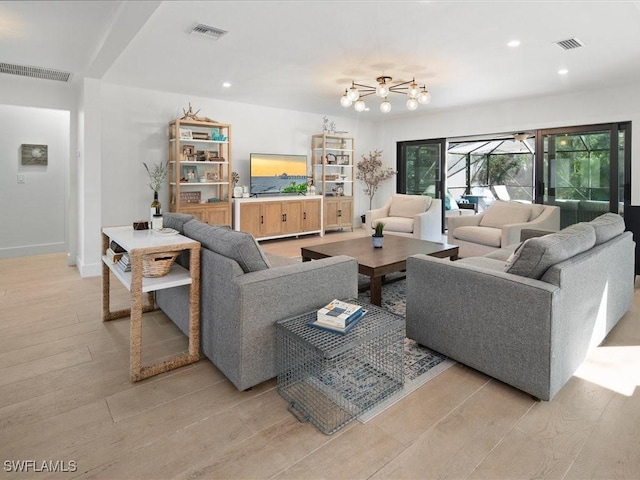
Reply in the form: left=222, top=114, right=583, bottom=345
left=142, top=251, right=179, bottom=278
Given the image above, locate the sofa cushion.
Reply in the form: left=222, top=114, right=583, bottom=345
left=375, top=216, right=414, bottom=233
left=453, top=225, right=502, bottom=247
left=162, top=212, right=195, bottom=234
left=479, top=201, right=532, bottom=228
left=388, top=195, right=431, bottom=218
left=589, top=213, right=625, bottom=245
left=184, top=220, right=270, bottom=273
left=484, top=243, right=520, bottom=262
left=505, top=223, right=596, bottom=279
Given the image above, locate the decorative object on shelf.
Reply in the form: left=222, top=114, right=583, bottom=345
left=231, top=171, right=240, bottom=186
left=340, top=76, right=431, bottom=113
left=179, top=128, right=193, bottom=140
left=181, top=103, right=216, bottom=122
left=322, top=116, right=336, bottom=134
left=21, top=144, right=48, bottom=165
left=372, top=221, right=385, bottom=248
left=206, top=171, right=219, bottom=181
left=180, top=191, right=201, bottom=204
left=142, top=251, right=179, bottom=278
left=325, top=153, right=337, bottom=164
left=181, top=165, right=197, bottom=182
left=356, top=150, right=396, bottom=209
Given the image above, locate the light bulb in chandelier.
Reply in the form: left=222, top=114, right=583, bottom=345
left=354, top=99, right=366, bottom=112
left=380, top=98, right=392, bottom=113
left=406, top=97, right=418, bottom=111
left=376, top=81, right=390, bottom=98
left=340, top=90, right=352, bottom=108
left=347, top=84, right=360, bottom=102
left=418, top=87, right=431, bottom=105
left=408, top=80, right=420, bottom=98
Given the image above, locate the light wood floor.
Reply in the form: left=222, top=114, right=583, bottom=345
left=1, top=230, right=639, bottom=479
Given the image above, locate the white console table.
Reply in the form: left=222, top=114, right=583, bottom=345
left=101, top=226, right=201, bottom=382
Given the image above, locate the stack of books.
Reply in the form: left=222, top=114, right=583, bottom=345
left=117, top=253, right=131, bottom=272
left=105, top=240, right=126, bottom=263
left=308, top=299, right=366, bottom=335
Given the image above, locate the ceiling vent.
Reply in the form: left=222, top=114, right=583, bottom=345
left=190, top=23, right=228, bottom=40
left=555, top=37, right=584, bottom=50
left=0, top=62, right=71, bottom=82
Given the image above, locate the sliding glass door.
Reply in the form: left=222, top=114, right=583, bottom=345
left=397, top=139, right=446, bottom=230
left=535, top=123, right=630, bottom=228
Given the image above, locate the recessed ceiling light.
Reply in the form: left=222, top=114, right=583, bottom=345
left=222, top=82, right=231, bottom=88
left=507, top=40, right=521, bottom=47
left=558, top=69, right=569, bottom=75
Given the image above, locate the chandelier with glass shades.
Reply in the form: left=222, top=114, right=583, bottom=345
left=340, top=76, right=431, bottom=113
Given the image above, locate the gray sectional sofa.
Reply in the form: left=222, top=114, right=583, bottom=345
left=156, top=213, right=358, bottom=390
left=406, top=213, right=635, bottom=400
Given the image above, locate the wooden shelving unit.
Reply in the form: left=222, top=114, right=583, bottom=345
left=311, top=133, right=355, bottom=233
left=168, top=118, right=232, bottom=226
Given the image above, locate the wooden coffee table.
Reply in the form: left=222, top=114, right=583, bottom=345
left=301, top=235, right=458, bottom=306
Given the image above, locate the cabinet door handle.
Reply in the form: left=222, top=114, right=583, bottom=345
left=303, top=212, right=307, bottom=220
left=338, top=210, right=342, bottom=217
left=260, top=215, right=264, bottom=224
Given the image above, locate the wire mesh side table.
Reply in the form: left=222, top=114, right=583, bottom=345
left=276, top=299, right=405, bottom=435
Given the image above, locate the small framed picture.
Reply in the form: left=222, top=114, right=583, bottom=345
left=180, top=128, right=193, bottom=140
left=21, top=144, right=48, bottom=165
left=182, top=145, right=195, bottom=155
left=181, top=165, right=198, bottom=182
left=206, top=170, right=219, bottom=181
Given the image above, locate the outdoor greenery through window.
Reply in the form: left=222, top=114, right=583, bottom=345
left=447, top=137, right=534, bottom=203
left=545, top=132, right=611, bottom=202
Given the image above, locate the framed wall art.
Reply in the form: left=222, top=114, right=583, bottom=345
left=21, top=144, right=48, bottom=165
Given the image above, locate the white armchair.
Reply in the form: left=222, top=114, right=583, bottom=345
left=447, top=200, right=560, bottom=258
left=365, top=194, right=442, bottom=242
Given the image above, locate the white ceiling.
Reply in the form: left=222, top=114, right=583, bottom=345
left=2, top=1, right=640, bottom=119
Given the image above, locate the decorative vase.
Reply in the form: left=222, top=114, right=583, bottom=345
left=150, top=191, right=161, bottom=223
left=372, top=235, right=384, bottom=248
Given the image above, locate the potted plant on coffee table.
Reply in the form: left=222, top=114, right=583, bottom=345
left=372, top=221, right=385, bottom=248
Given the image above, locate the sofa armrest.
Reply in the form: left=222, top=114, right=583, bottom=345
left=405, top=254, right=559, bottom=399
left=413, top=198, right=442, bottom=242
left=211, top=255, right=359, bottom=390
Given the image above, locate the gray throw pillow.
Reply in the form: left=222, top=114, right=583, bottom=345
left=589, top=213, right=625, bottom=245
left=505, top=223, right=596, bottom=279
left=184, top=220, right=270, bottom=273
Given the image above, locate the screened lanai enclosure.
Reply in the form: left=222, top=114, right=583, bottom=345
left=396, top=122, right=630, bottom=229
left=447, top=136, right=534, bottom=209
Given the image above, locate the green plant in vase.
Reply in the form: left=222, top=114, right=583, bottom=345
left=372, top=221, right=385, bottom=248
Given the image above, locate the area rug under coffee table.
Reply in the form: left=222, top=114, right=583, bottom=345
left=357, top=277, right=456, bottom=422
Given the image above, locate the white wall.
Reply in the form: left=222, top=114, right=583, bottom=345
left=372, top=82, right=640, bottom=206
left=0, top=74, right=78, bottom=262
left=98, top=83, right=378, bottom=228
left=0, top=104, right=70, bottom=258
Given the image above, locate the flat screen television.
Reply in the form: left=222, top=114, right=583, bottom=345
left=250, top=153, right=308, bottom=195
